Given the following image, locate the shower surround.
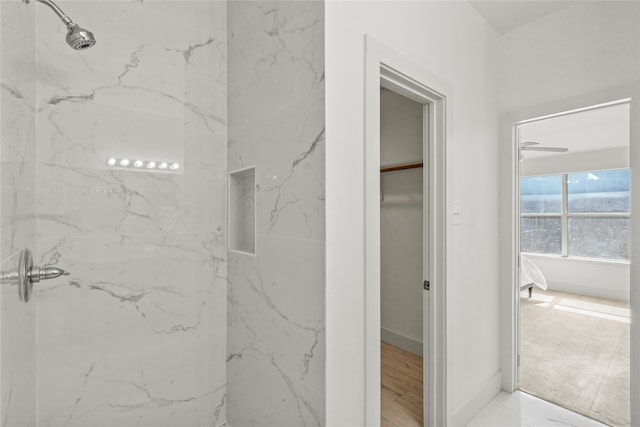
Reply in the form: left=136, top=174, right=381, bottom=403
left=1, top=2, right=38, bottom=425
left=3, top=1, right=227, bottom=425
left=226, top=1, right=325, bottom=426
left=1, top=0, right=325, bottom=426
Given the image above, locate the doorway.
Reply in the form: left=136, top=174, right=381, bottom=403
left=379, top=87, right=426, bottom=426
left=515, top=100, right=631, bottom=425
left=363, top=36, right=449, bottom=427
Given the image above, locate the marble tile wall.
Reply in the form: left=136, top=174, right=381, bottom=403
left=3, top=1, right=228, bottom=426
left=227, top=2, right=325, bottom=426
left=1, top=2, right=38, bottom=426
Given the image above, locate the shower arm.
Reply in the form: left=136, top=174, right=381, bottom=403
left=25, top=0, right=74, bottom=26
left=22, top=0, right=95, bottom=50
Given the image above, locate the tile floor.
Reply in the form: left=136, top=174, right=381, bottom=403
left=468, top=391, right=607, bottom=427
left=519, top=289, right=630, bottom=426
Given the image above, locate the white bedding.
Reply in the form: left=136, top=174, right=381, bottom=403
left=520, top=254, right=548, bottom=291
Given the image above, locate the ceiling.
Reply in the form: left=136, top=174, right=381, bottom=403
left=468, top=1, right=630, bottom=159
left=468, top=1, right=575, bottom=34
left=518, top=103, right=630, bottom=159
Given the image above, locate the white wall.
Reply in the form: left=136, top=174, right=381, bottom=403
left=326, top=2, right=501, bottom=425
left=526, top=254, right=630, bottom=302
left=380, top=89, right=423, bottom=355
left=497, top=2, right=640, bottom=421
left=499, top=2, right=640, bottom=114
left=521, top=147, right=629, bottom=177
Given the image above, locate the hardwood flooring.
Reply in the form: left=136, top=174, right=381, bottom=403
left=381, top=341, right=423, bottom=427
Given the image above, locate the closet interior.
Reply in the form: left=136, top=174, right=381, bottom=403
left=379, top=87, right=426, bottom=427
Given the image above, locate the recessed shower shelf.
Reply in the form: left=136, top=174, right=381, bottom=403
left=229, top=166, right=256, bottom=255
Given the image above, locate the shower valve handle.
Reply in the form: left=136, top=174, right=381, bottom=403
left=28, top=266, right=70, bottom=283
left=0, top=248, right=70, bottom=303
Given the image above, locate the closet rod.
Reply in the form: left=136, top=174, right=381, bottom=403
left=380, top=162, right=423, bottom=173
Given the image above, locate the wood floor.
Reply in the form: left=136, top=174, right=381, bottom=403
left=381, top=341, right=423, bottom=427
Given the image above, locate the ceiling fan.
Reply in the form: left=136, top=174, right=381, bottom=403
left=520, top=141, right=568, bottom=154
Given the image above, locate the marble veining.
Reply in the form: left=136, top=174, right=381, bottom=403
left=261, top=126, right=325, bottom=238
left=227, top=2, right=325, bottom=424
left=1, top=2, right=38, bottom=426
left=229, top=88, right=325, bottom=242
left=3, top=1, right=328, bottom=426
left=2, top=1, right=228, bottom=426
left=1, top=74, right=37, bottom=261
left=228, top=1, right=324, bottom=128
left=35, top=232, right=227, bottom=426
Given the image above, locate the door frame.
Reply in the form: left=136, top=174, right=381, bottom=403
left=499, top=83, right=640, bottom=424
left=364, top=36, right=450, bottom=427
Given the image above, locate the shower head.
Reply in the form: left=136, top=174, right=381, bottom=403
left=26, top=0, right=96, bottom=50
left=66, top=23, right=96, bottom=50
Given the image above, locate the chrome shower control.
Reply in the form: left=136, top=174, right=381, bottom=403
left=28, top=266, right=70, bottom=283
left=0, top=248, right=70, bottom=303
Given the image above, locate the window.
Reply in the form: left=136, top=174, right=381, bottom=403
left=520, top=169, right=630, bottom=261
left=520, top=175, right=562, bottom=255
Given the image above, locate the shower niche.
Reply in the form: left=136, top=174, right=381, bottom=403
left=229, top=166, right=256, bottom=255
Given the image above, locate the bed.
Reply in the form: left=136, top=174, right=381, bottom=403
left=520, top=254, right=548, bottom=298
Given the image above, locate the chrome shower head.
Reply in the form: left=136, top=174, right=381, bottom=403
left=66, top=23, right=96, bottom=50
left=26, top=0, right=96, bottom=50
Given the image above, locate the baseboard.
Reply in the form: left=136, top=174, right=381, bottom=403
left=452, top=370, right=501, bottom=426
left=548, top=281, right=629, bottom=302
left=381, top=327, right=422, bottom=356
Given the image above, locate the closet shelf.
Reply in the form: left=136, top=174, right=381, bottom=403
left=380, top=162, right=423, bottom=173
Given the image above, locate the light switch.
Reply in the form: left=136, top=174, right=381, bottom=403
left=452, top=204, right=462, bottom=225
